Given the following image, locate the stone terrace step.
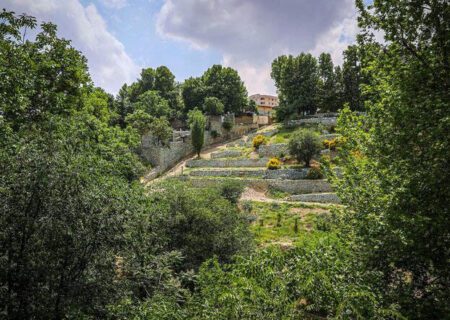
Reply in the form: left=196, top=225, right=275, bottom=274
left=190, top=169, right=265, bottom=178
left=287, top=193, right=341, bottom=204
left=188, top=168, right=309, bottom=180
left=186, top=158, right=270, bottom=168
left=210, top=150, right=243, bottom=159
left=183, top=177, right=333, bottom=195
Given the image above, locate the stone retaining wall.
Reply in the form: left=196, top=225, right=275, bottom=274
left=268, top=179, right=333, bottom=194
left=188, top=168, right=308, bottom=180
left=264, top=168, right=308, bottom=180
left=186, top=158, right=269, bottom=168
left=185, top=177, right=333, bottom=194
left=286, top=117, right=337, bottom=128
left=141, top=123, right=258, bottom=175
left=189, top=169, right=265, bottom=178
left=288, top=193, right=341, bottom=204
left=258, top=144, right=288, bottom=157
left=210, top=150, right=243, bottom=159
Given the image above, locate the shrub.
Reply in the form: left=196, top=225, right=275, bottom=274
left=306, top=166, right=324, bottom=179
left=222, top=116, right=234, bottom=132
left=252, top=135, right=267, bottom=149
left=288, top=129, right=322, bottom=167
left=241, top=201, right=253, bottom=213
left=219, top=181, right=244, bottom=204
left=323, top=137, right=343, bottom=151
left=147, top=181, right=253, bottom=270
left=266, top=157, right=282, bottom=170
left=210, top=130, right=220, bottom=138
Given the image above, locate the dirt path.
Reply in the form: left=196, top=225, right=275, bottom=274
left=142, top=124, right=285, bottom=187
left=239, top=187, right=337, bottom=208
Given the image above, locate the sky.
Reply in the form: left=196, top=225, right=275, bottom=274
left=1, top=0, right=361, bottom=95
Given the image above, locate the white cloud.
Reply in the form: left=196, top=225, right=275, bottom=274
left=310, top=14, right=359, bottom=65
left=100, top=0, right=128, bottom=9
left=2, top=0, right=139, bottom=94
left=157, top=0, right=358, bottom=95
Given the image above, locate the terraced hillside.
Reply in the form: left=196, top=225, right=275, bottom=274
left=179, top=124, right=341, bottom=205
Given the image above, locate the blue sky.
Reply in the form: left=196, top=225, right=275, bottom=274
left=2, top=0, right=361, bottom=95
left=80, top=0, right=221, bottom=79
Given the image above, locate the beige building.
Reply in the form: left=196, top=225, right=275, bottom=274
left=249, top=94, right=278, bottom=124
left=249, top=94, right=279, bottom=117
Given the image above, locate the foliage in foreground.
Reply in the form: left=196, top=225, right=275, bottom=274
left=0, top=12, right=252, bottom=319
left=325, top=0, right=450, bottom=318
left=114, top=233, right=402, bottom=320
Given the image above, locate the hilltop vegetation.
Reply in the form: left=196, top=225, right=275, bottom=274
left=1, top=0, right=449, bottom=319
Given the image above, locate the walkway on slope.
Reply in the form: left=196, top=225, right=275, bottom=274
left=142, top=124, right=278, bottom=186
left=239, top=187, right=339, bottom=208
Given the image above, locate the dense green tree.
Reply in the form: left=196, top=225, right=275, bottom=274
left=271, top=53, right=320, bottom=120
left=114, top=84, right=134, bottom=128
left=0, top=13, right=149, bottom=318
left=186, top=236, right=392, bottom=319
left=0, top=118, right=148, bottom=319
left=0, top=13, right=90, bottom=130
left=342, top=45, right=364, bottom=111
left=288, top=129, right=322, bottom=167
left=148, top=117, right=173, bottom=146
left=133, top=90, right=171, bottom=119
left=126, top=112, right=172, bottom=146
left=154, top=66, right=176, bottom=99
left=247, top=99, right=258, bottom=114
left=188, top=108, right=206, bottom=157
left=203, top=96, right=224, bottom=115
left=328, top=0, right=450, bottom=318
left=85, top=87, right=115, bottom=123
left=146, top=181, right=253, bottom=270
left=318, top=53, right=339, bottom=112
left=333, top=65, right=345, bottom=111
left=0, top=12, right=253, bottom=319
left=202, top=65, right=248, bottom=114
left=125, top=109, right=154, bottom=136
left=127, top=81, right=143, bottom=103
left=181, top=77, right=206, bottom=113
left=139, top=67, right=156, bottom=92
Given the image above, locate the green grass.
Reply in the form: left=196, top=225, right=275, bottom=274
left=245, top=201, right=332, bottom=246
left=269, top=127, right=296, bottom=144
left=271, top=124, right=331, bottom=145
left=267, top=189, right=290, bottom=199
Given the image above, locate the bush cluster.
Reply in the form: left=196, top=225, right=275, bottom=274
left=219, top=181, right=245, bottom=204
left=323, top=137, right=344, bottom=151
left=306, top=166, right=324, bottom=179
left=252, top=134, right=267, bottom=149
left=266, top=157, right=282, bottom=170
